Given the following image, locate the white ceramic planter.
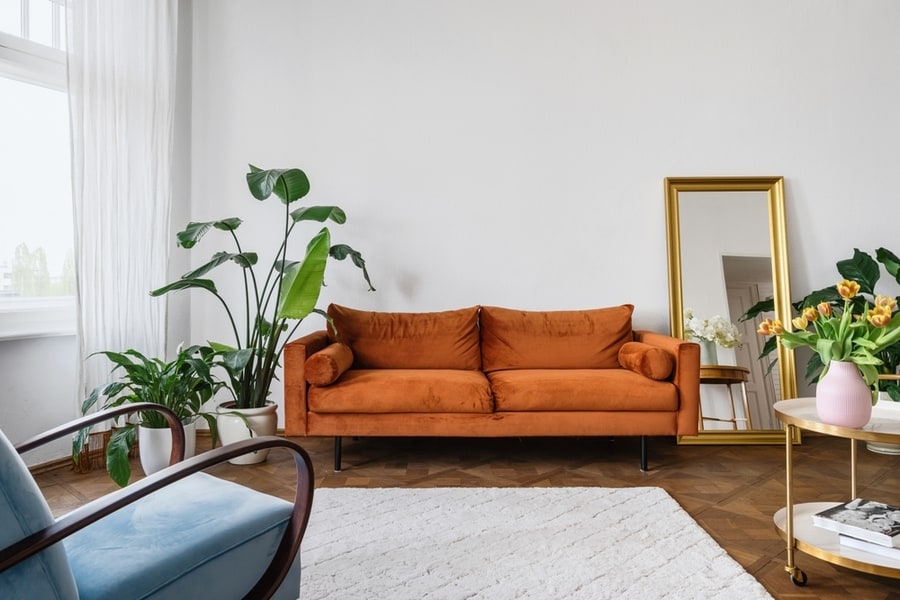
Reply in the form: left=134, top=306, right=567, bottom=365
left=867, top=394, right=900, bottom=455
left=216, top=401, right=278, bottom=465
left=138, top=419, right=196, bottom=476
left=698, top=339, right=718, bottom=365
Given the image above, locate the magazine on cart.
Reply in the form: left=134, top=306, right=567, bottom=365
left=813, top=498, right=900, bottom=547
left=839, top=534, right=900, bottom=560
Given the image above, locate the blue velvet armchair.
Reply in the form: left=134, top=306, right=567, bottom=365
left=0, top=404, right=314, bottom=599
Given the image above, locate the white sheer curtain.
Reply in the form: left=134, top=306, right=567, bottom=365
left=67, top=1, right=180, bottom=398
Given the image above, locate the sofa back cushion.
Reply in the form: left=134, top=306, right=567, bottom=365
left=326, top=304, right=482, bottom=369
left=480, top=305, right=634, bottom=371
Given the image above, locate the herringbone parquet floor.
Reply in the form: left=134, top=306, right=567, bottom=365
left=34, top=433, right=900, bottom=599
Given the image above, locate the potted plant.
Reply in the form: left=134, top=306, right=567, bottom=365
left=73, top=344, right=223, bottom=486
left=749, top=248, right=900, bottom=430
left=682, top=308, right=742, bottom=365
left=150, top=165, right=374, bottom=463
left=743, top=248, right=900, bottom=393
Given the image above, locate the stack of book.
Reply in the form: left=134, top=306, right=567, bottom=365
left=813, top=498, right=900, bottom=559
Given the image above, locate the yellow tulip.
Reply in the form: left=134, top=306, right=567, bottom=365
left=837, top=280, right=860, bottom=300
left=867, top=305, right=893, bottom=327
left=802, top=307, right=818, bottom=322
left=875, top=294, right=898, bottom=311
left=817, top=302, right=832, bottom=317
left=758, top=318, right=784, bottom=335
left=792, top=315, right=809, bottom=330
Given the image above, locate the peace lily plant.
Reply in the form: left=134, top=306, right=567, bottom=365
left=683, top=309, right=742, bottom=348
left=73, top=344, right=223, bottom=486
left=150, top=165, right=374, bottom=411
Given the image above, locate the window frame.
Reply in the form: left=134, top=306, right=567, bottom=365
left=0, top=30, right=75, bottom=341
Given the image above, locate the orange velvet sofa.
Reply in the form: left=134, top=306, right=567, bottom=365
left=284, top=304, right=700, bottom=471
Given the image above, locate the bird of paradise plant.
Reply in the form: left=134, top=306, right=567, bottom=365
left=150, top=165, right=375, bottom=410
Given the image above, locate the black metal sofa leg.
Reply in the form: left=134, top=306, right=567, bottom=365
left=640, top=436, right=648, bottom=472
left=334, top=436, right=342, bottom=472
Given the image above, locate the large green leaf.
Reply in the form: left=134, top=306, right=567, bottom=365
left=106, top=427, right=135, bottom=488
left=277, top=228, right=330, bottom=319
left=801, top=286, right=841, bottom=308
left=246, top=165, right=310, bottom=204
left=149, top=278, right=218, bottom=297
left=739, top=298, right=774, bottom=322
left=182, top=251, right=258, bottom=279
left=72, top=427, right=90, bottom=461
left=836, top=248, right=880, bottom=295
left=291, top=205, right=346, bottom=225
left=330, top=243, right=376, bottom=291
left=176, top=219, right=242, bottom=248
left=219, top=347, right=254, bottom=374
left=877, top=247, right=900, bottom=283
left=80, top=382, right=126, bottom=414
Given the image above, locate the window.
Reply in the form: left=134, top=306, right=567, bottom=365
left=0, top=1, right=74, bottom=339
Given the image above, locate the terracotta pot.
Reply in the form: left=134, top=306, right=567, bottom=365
left=815, top=361, right=873, bottom=428
left=216, top=401, right=278, bottom=465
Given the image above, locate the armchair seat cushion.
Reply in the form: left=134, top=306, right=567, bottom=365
left=64, top=472, right=297, bottom=600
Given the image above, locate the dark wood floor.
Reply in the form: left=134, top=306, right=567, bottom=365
left=34, top=433, right=900, bottom=599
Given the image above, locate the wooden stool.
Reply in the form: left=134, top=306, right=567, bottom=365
left=699, top=365, right=752, bottom=430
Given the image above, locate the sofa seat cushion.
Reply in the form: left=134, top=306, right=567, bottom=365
left=326, top=304, right=482, bottom=369
left=308, top=369, right=493, bottom=413
left=480, top=305, right=634, bottom=371
left=487, top=369, right=678, bottom=411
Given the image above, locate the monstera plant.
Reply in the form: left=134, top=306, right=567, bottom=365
left=150, top=165, right=375, bottom=414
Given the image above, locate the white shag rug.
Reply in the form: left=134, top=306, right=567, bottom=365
left=300, top=486, right=772, bottom=600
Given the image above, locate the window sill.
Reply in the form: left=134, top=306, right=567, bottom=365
left=0, top=297, right=76, bottom=341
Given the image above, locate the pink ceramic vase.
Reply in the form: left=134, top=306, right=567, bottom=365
left=815, top=360, right=873, bottom=428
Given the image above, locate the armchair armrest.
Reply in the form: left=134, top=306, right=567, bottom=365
left=4, top=407, right=314, bottom=600
left=16, top=402, right=185, bottom=467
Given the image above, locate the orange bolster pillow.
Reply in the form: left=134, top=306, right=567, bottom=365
left=305, top=343, right=354, bottom=386
left=617, top=341, right=674, bottom=381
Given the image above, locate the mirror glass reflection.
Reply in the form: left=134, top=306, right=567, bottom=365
left=665, top=177, right=797, bottom=443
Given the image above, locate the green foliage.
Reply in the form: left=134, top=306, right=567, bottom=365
left=150, top=165, right=375, bottom=410
left=743, top=247, right=900, bottom=397
left=73, top=345, right=223, bottom=487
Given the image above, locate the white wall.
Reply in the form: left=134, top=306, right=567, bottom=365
left=188, top=0, right=900, bottom=420
left=8, top=1, right=900, bottom=459
left=0, top=336, right=78, bottom=463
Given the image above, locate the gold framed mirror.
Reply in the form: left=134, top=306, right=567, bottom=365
left=665, top=176, right=798, bottom=444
